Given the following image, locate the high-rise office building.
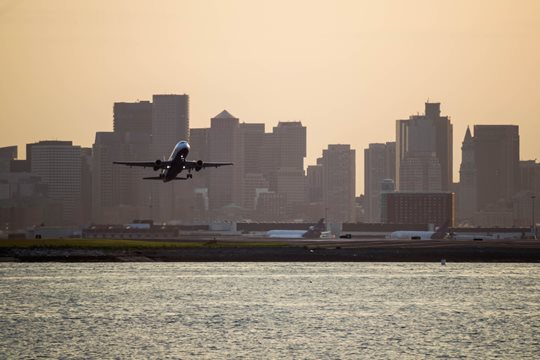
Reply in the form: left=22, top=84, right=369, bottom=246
left=151, top=94, right=190, bottom=222
left=307, top=163, right=323, bottom=204
left=240, top=123, right=266, bottom=174
left=399, top=153, right=441, bottom=192
left=208, top=110, right=244, bottom=210
left=457, top=126, right=477, bottom=221
left=239, top=123, right=266, bottom=210
left=276, top=167, right=306, bottom=208
left=92, top=100, right=153, bottom=223
left=81, top=147, right=93, bottom=224
left=473, top=125, right=519, bottom=211
left=29, top=141, right=82, bottom=225
left=364, top=142, right=395, bottom=222
left=92, top=131, right=151, bottom=223
left=0, top=146, right=17, bottom=173
left=0, top=146, right=53, bottom=230
left=113, top=101, right=152, bottom=135
left=151, top=94, right=189, bottom=157
left=272, top=122, right=307, bottom=170
left=270, top=122, right=307, bottom=217
left=322, top=144, right=356, bottom=223
left=396, top=102, right=453, bottom=191
left=189, top=128, right=210, bottom=190
left=513, top=160, right=540, bottom=227
left=519, top=160, right=540, bottom=195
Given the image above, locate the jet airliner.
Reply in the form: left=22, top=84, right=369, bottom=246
left=266, top=219, right=328, bottom=239
left=113, top=140, right=232, bottom=182
left=386, top=221, right=450, bottom=240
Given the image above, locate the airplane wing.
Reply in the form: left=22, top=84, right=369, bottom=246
left=184, top=161, right=233, bottom=169
left=113, top=161, right=171, bottom=169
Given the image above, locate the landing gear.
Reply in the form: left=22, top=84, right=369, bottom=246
left=187, top=173, right=193, bottom=179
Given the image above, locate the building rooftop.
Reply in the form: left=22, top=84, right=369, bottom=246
left=213, top=110, right=237, bottom=119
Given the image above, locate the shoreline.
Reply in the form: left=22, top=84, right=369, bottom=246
left=2, top=238, right=540, bottom=262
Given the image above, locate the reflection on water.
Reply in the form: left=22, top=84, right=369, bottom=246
left=1, top=263, right=539, bottom=359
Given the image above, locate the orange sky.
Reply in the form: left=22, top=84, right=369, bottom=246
left=1, top=0, right=539, bottom=194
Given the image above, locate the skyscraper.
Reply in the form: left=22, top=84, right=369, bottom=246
left=306, top=162, right=323, bottom=204
left=240, top=123, right=265, bottom=174
left=151, top=94, right=189, bottom=158
left=240, top=123, right=266, bottom=209
left=29, top=141, right=82, bottom=225
left=92, top=100, right=152, bottom=223
left=0, top=146, right=17, bottom=172
left=208, top=110, right=244, bottom=210
left=270, top=122, right=307, bottom=217
left=364, top=142, right=395, bottom=222
left=474, top=125, right=519, bottom=211
left=399, top=154, right=441, bottom=192
left=322, top=144, right=356, bottom=223
left=151, top=94, right=190, bottom=222
left=396, top=102, right=453, bottom=191
left=514, top=160, right=540, bottom=227
left=272, top=122, right=307, bottom=170
left=189, top=128, right=210, bottom=190
left=457, top=126, right=477, bottom=221
left=113, top=101, right=152, bottom=135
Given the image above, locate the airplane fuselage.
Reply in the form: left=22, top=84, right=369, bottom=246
left=386, top=231, right=436, bottom=240
left=162, top=141, right=190, bottom=182
left=113, top=139, right=232, bottom=181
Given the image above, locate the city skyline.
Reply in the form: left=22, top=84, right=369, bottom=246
left=2, top=1, right=540, bottom=193
left=0, top=95, right=538, bottom=195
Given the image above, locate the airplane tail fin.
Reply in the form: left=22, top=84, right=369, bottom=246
left=431, top=220, right=450, bottom=239
left=302, top=218, right=326, bottom=238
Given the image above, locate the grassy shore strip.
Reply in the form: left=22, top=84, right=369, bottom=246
left=0, top=239, right=289, bottom=249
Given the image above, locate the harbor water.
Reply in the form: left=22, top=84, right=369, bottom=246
left=1, top=263, right=539, bottom=359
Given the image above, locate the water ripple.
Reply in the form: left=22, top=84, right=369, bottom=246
left=0, top=263, right=539, bottom=359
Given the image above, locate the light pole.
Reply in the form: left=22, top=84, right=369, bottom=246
left=533, top=195, right=537, bottom=240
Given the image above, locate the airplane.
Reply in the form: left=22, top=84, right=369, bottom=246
left=265, top=218, right=329, bottom=239
left=113, top=140, right=232, bottom=182
left=386, top=221, right=449, bottom=240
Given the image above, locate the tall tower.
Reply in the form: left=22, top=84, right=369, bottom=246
left=396, top=102, right=453, bottom=191
left=208, top=110, right=244, bottom=210
left=457, top=126, right=477, bottom=221
left=474, top=125, right=519, bottom=211
left=272, top=122, right=307, bottom=215
left=29, top=141, right=82, bottom=225
left=92, top=100, right=153, bottom=223
left=151, top=94, right=189, bottom=158
left=114, top=101, right=152, bottom=134
left=272, top=122, right=307, bottom=170
left=364, top=142, right=396, bottom=222
left=240, top=123, right=266, bottom=210
left=151, top=94, right=190, bottom=222
left=240, top=123, right=266, bottom=174
left=322, top=144, right=356, bottom=223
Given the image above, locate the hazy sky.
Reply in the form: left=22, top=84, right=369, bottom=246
left=1, top=0, right=539, bottom=194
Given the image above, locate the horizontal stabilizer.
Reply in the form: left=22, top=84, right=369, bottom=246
left=142, top=176, right=188, bottom=181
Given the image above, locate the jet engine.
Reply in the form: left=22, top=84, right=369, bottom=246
left=153, top=159, right=162, bottom=171
left=195, top=160, right=203, bottom=171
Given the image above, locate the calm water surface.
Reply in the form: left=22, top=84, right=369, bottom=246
left=1, top=263, right=539, bottom=359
